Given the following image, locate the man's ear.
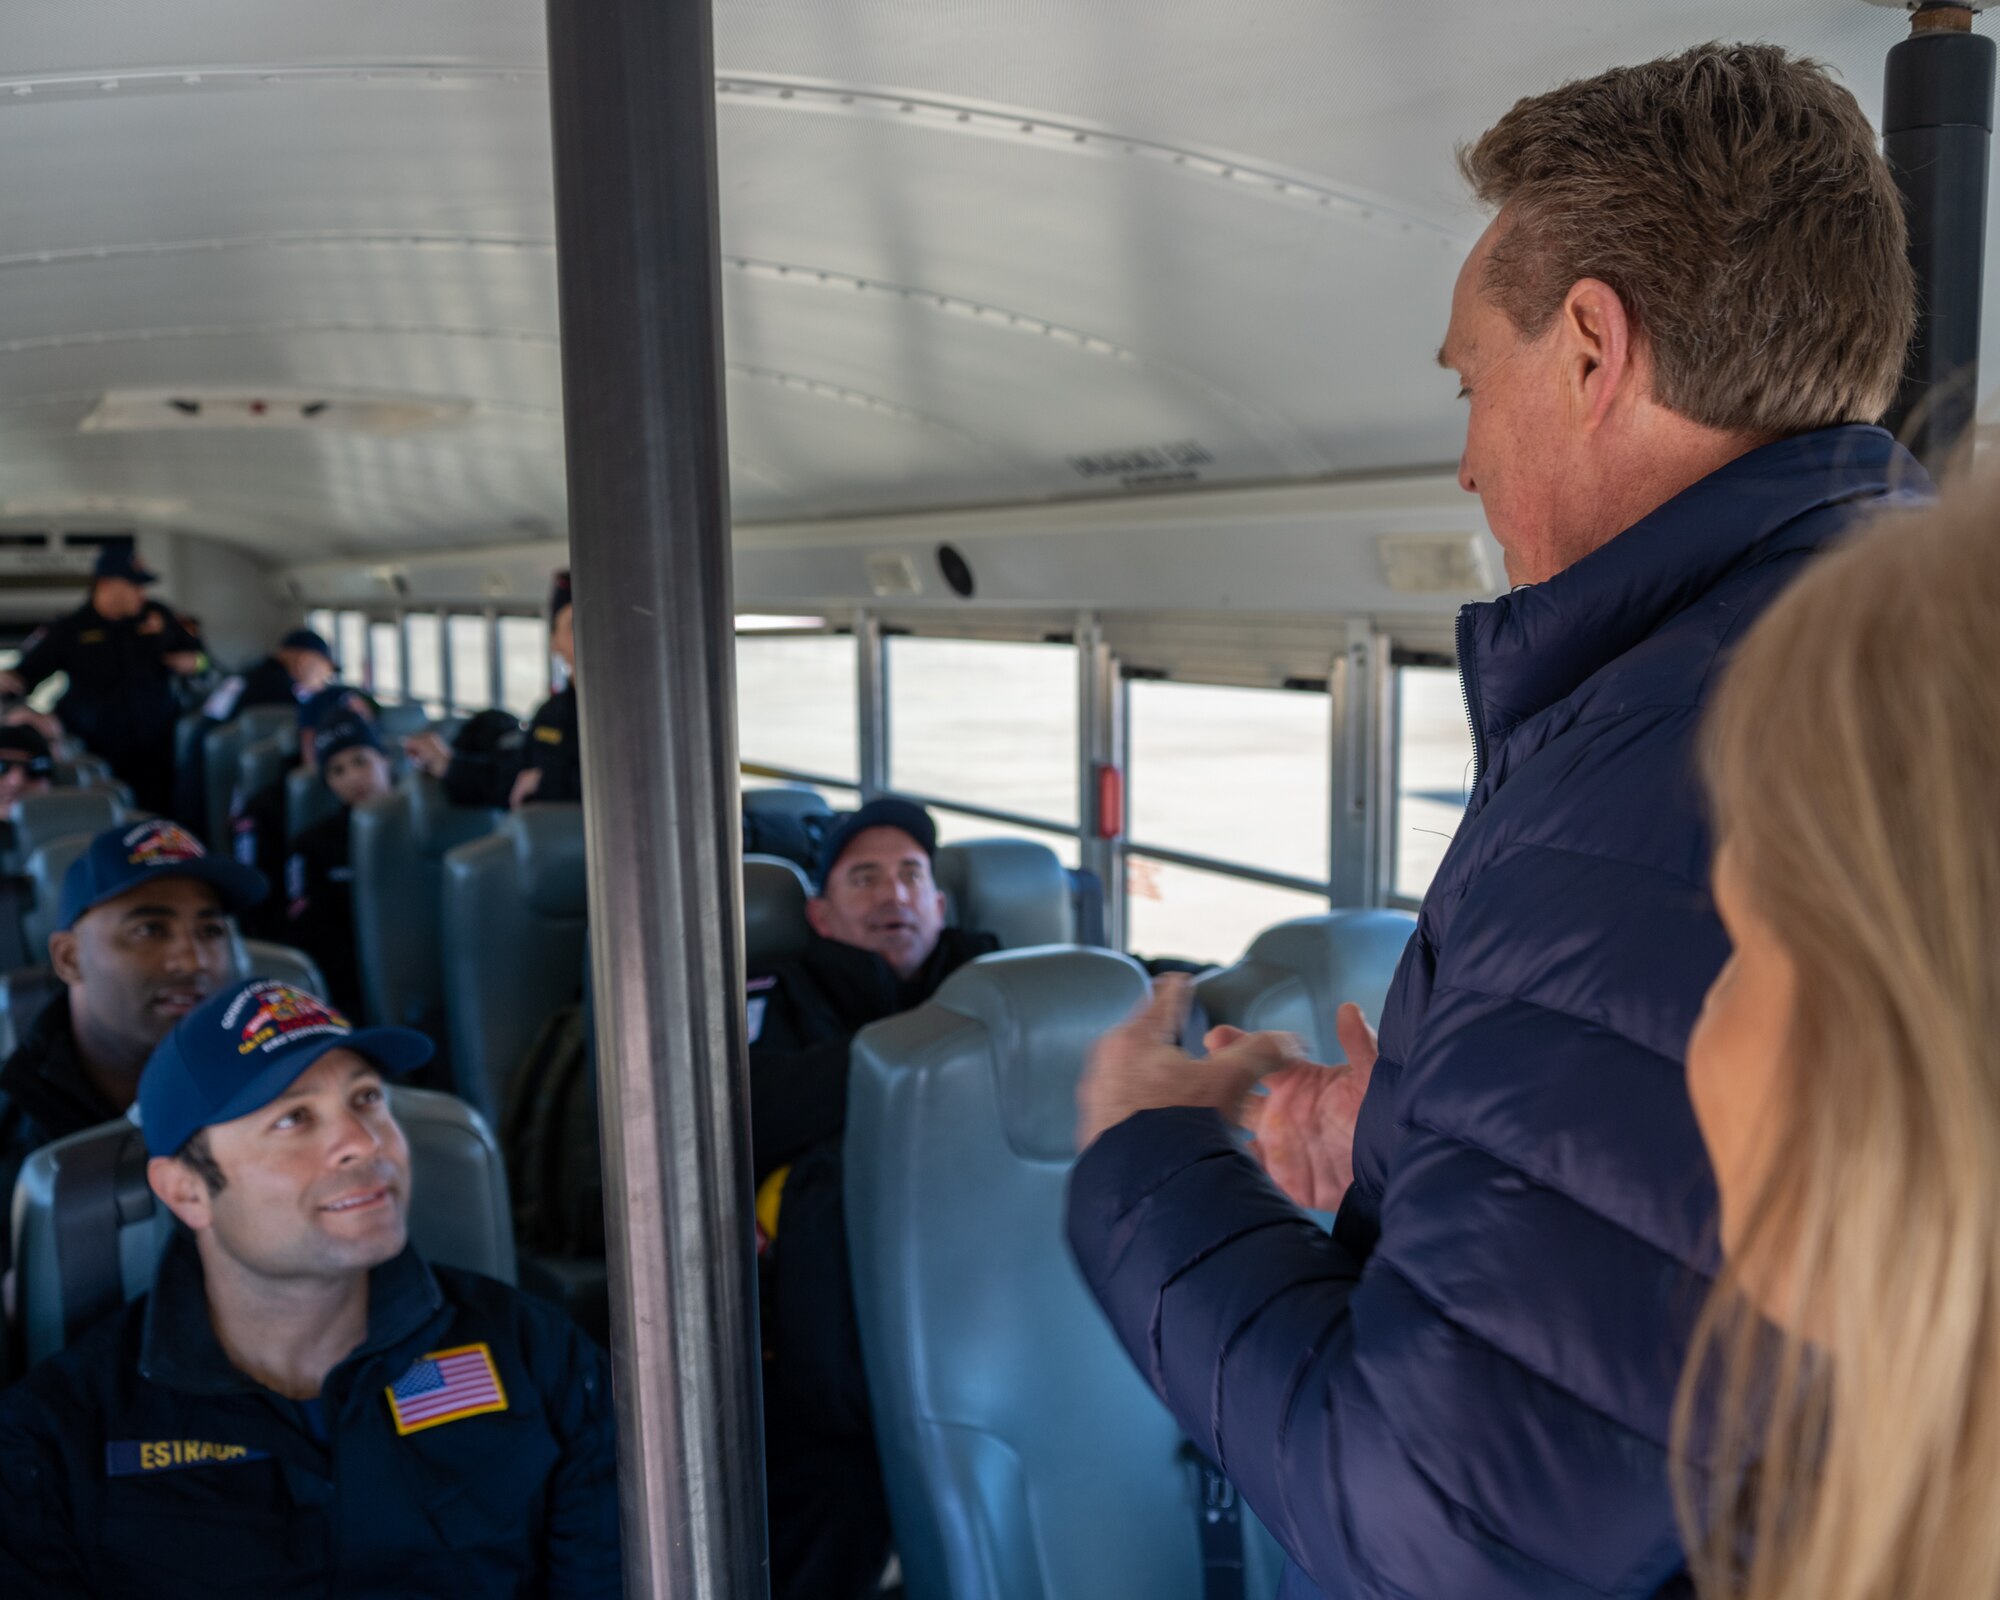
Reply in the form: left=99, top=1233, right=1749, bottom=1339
left=1559, top=277, right=1635, bottom=432
left=147, top=1156, right=214, bottom=1233
left=804, top=897, right=833, bottom=939
left=47, top=929, right=83, bottom=988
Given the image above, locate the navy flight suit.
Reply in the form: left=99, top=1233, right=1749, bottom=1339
left=0, top=1229, right=621, bottom=1598
left=10, top=598, right=199, bottom=814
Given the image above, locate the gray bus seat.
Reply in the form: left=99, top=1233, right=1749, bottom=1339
left=49, top=753, right=115, bottom=790
left=847, top=947, right=1283, bottom=1600
left=20, top=833, right=93, bottom=959
left=234, top=936, right=328, bottom=999
left=743, top=783, right=835, bottom=823
left=352, top=773, right=500, bottom=1037
left=285, top=762, right=341, bottom=843
left=440, top=804, right=587, bottom=1124
left=935, top=838, right=1074, bottom=948
left=9, top=1085, right=515, bottom=1368
left=1194, top=910, right=1416, bottom=1061
left=375, top=701, right=432, bottom=743
left=201, top=706, right=293, bottom=851
left=8, top=789, right=126, bottom=874
left=237, top=731, right=295, bottom=815
left=744, top=854, right=813, bottom=974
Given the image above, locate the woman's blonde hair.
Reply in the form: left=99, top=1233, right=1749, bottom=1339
left=1678, top=480, right=2000, bottom=1599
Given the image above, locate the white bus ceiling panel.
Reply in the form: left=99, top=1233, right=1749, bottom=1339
left=2, top=0, right=1991, bottom=566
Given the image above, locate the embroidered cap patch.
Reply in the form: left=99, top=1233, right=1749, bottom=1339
left=386, top=1342, right=509, bottom=1435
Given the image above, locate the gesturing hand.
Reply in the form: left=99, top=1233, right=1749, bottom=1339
left=1218, top=1002, right=1379, bottom=1212
left=1076, top=975, right=1303, bottom=1151
left=402, top=731, right=453, bottom=779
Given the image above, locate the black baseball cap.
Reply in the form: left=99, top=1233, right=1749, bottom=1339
left=92, top=547, right=158, bottom=585
left=0, top=724, right=53, bottom=776
left=139, top=978, right=432, bottom=1157
left=57, top=820, right=267, bottom=933
left=314, top=714, right=384, bottom=770
left=815, top=797, right=937, bottom=893
left=279, top=628, right=335, bottom=661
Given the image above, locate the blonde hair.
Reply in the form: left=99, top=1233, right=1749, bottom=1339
left=1461, top=43, right=1912, bottom=436
left=1679, top=482, right=2000, bottom=1599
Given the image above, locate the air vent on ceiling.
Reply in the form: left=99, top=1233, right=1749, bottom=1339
left=80, top=389, right=472, bottom=437
left=1376, top=533, right=1494, bottom=595
left=865, top=551, right=924, bottom=598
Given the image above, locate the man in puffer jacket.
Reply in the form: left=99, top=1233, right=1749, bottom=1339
left=1068, top=45, right=1925, bottom=1600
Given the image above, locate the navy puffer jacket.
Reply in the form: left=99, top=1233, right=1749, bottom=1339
left=1068, top=427, right=1925, bottom=1599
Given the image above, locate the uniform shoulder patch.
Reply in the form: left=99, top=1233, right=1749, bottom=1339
left=386, top=1342, right=509, bottom=1435
left=106, top=1439, right=271, bottom=1476
left=533, top=725, right=565, bottom=745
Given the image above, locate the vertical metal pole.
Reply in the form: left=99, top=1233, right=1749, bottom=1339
left=1329, top=622, right=1388, bottom=908
left=436, top=607, right=455, bottom=714
left=1076, top=613, right=1124, bottom=949
left=545, top=0, right=768, bottom=1594
left=1882, top=3, right=1996, bottom=470
left=486, top=606, right=504, bottom=709
left=855, top=607, right=888, bottom=798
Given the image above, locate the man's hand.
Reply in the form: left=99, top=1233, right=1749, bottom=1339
left=1221, top=1002, right=1380, bottom=1211
left=0, top=672, right=24, bottom=699
left=1077, top=975, right=1301, bottom=1151
left=508, top=765, right=543, bottom=810
left=163, top=650, right=202, bottom=675
left=402, top=730, right=453, bottom=779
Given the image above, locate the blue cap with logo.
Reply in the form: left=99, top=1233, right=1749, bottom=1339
left=815, top=796, right=937, bottom=893
left=56, top=820, right=267, bottom=933
left=91, top=546, right=159, bottom=585
left=313, top=714, right=384, bottom=770
left=140, top=978, right=434, bottom=1157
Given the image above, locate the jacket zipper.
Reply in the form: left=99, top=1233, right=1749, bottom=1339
left=1455, top=605, right=1486, bottom=796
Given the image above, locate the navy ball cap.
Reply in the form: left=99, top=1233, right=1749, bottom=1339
left=279, top=627, right=335, bottom=661
left=92, top=546, right=158, bottom=585
left=815, top=796, right=937, bottom=892
left=56, top=820, right=267, bottom=934
left=141, top=978, right=434, bottom=1157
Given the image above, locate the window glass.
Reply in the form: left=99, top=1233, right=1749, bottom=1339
left=307, top=609, right=337, bottom=647
left=1125, top=854, right=1328, bottom=966
left=447, top=614, right=490, bottom=713
left=887, top=638, right=1077, bottom=826
left=1393, top=665, right=1475, bottom=901
left=405, top=614, right=445, bottom=718
left=931, top=806, right=1080, bottom=869
left=336, top=613, right=368, bottom=685
left=498, top=617, right=549, bottom=719
left=737, top=635, right=858, bottom=782
left=368, top=622, right=402, bottom=702
left=1127, top=680, right=1330, bottom=881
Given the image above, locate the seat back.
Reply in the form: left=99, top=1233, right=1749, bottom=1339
left=8, top=790, right=125, bottom=874
left=10, top=1085, right=514, bottom=1368
left=848, top=947, right=1277, bottom=1600
left=1194, top=910, right=1416, bottom=1060
left=19, top=833, right=93, bottom=959
left=742, top=782, right=835, bottom=823
left=353, top=775, right=501, bottom=1036
left=744, top=854, right=813, bottom=974
left=201, top=706, right=293, bottom=846
left=375, top=701, right=432, bottom=743
left=440, top=804, right=587, bottom=1123
left=0, top=966, right=62, bottom=1061
left=285, top=764, right=341, bottom=843
left=237, top=732, right=294, bottom=814
left=935, top=838, right=1074, bottom=948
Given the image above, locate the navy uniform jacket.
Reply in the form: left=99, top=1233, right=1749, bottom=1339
left=1067, top=426, right=1927, bottom=1598
left=0, top=1230, right=621, bottom=1598
left=446, top=684, right=580, bottom=808
left=11, top=599, right=196, bottom=760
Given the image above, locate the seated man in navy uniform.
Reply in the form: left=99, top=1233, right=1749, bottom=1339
left=0, top=821, right=264, bottom=1311
left=404, top=570, right=580, bottom=810
left=284, top=715, right=396, bottom=1017
left=0, top=547, right=203, bottom=815
left=750, top=797, right=998, bottom=1600
left=0, top=977, right=621, bottom=1596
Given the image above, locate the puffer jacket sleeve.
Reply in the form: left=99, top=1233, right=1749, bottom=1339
left=1069, top=828, right=1722, bottom=1599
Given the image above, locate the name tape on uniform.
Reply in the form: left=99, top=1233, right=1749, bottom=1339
left=106, top=1439, right=271, bottom=1476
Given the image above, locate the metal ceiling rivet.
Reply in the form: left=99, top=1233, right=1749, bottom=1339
left=899, top=103, right=914, bottom=113
left=100, top=80, right=120, bottom=91
left=182, top=74, right=202, bottom=86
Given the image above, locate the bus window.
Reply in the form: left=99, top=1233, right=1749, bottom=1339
left=447, top=614, right=490, bottom=714
left=307, top=609, right=337, bottom=649
left=336, top=612, right=368, bottom=687
left=1393, top=664, right=1474, bottom=901
left=368, top=622, right=402, bottom=703
left=1125, top=855, right=1329, bottom=966
left=737, top=634, right=858, bottom=784
left=1127, top=680, right=1331, bottom=882
left=405, top=614, right=445, bottom=720
left=499, top=617, right=550, bottom=719
left=887, top=638, right=1078, bottom=827
left=930, top=805, right=1081, bottom=868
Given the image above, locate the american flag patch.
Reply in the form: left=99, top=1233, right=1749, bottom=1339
left=385, top=1343, right=509, bottom=1435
